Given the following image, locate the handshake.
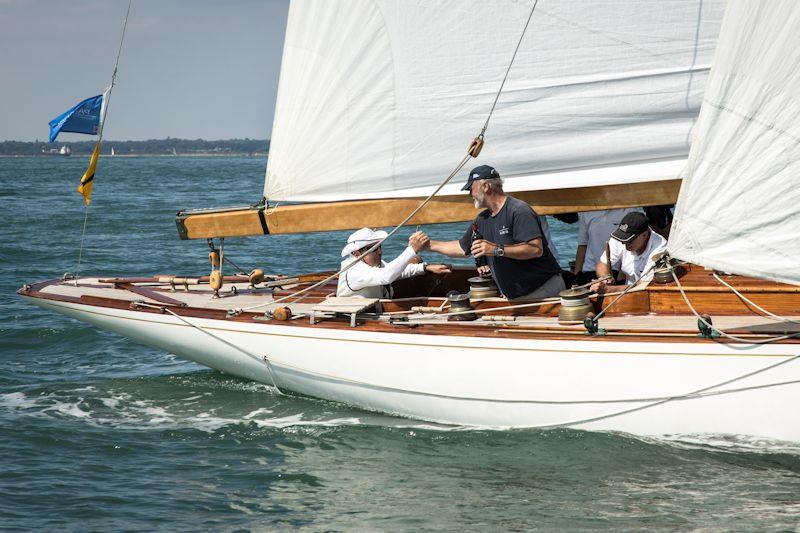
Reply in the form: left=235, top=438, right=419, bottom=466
left=408, top=231, right=451, bottom=275
left=409, top=230, right=431, bottom=253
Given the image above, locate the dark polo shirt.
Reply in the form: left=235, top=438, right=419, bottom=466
left=459, top=196, right=561, bottom=299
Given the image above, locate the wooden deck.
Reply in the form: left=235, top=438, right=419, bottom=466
left=20, top=264, right=800, bottom=344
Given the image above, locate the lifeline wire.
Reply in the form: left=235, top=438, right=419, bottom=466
left=238, top=0, right=542, bottom=314
left=133, top=299, right=800, bottom=426
left=515, top=347, right=800, bottom=429
left=74, top=0, right=133, bottom=285
left=134, top=302, right=284, bottom=395
left=130, top=267, right=800, bottom=427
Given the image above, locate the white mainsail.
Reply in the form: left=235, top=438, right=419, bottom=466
left=669, top=0, right=800, bottom=285
left=265, top=0, right=724, bottom=203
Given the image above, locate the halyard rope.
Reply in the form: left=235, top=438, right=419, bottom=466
left=673, top=269, right=800, bottom=344
left=74, top=0, right=132, bottom=285
left=237, top=0, right=543, bottom=314
left=236, top=152, right=473, bottom=313
left=712, top=272, right=796, bottom=323
left=406, top=296, right=560, bottom=321
left=480, top=0, right=540, bottom=137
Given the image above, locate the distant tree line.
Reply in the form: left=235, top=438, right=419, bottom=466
left=0, top=138, right=269, bottom=156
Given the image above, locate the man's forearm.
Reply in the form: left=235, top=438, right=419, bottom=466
left=429, top=239, right=466, bottom=258
left=502, top=242, right=541, bottom=260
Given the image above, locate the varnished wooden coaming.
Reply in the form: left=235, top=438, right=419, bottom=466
left=18, top=264, right=800, bottom=345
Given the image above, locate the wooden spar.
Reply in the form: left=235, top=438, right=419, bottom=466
left=175, top=179, right=681, bottom=239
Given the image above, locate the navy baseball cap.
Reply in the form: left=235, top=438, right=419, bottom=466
left=461, top=165, right=500, bottom=191
left=611, top=212, right=649, bottom=243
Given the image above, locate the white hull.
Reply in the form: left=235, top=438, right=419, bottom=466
left=25, top=296, right=800, bottom=441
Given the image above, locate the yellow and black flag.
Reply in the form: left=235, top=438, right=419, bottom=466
left=78, top=141, right=101, bottom=205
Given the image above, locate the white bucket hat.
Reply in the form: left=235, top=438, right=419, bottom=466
left=341, top=228, right=388, bottom=257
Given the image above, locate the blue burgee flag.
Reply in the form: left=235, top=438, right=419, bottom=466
left=48, top=93, right=104, bottom=143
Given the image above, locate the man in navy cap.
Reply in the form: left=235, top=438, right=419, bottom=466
left=591, top=211, right=667, bottom=293
left=423, top=165, right=564, bottom=300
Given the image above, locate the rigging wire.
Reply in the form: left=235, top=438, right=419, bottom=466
left=587, top=264, right=658, bottom=323
left=238, top=153, right=472, bottom=313
left=133, top=302, right=285, bottom=395
left=132, top=301, right=800, bottom=429
left=480, top=0, right=540, bottom=137
left=503, top=348, right=800, bottom=429
left=74, top=0, right=132, bottom=285
left=222, top=255, right=249, bottom=275
left=238, top=0, right=543, bottom=314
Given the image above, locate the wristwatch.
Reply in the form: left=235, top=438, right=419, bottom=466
left=493, top=244, right=505, bottom=257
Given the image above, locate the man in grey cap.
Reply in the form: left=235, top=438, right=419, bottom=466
left=423, top=165, right=565, bottom=300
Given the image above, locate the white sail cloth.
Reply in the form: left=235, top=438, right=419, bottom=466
left=265, top=0, right=723, bottom=203
left=669, top=0, right=800, bottom=285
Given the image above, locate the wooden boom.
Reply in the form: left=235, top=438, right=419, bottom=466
left=175, top=179, right=680, bottom=239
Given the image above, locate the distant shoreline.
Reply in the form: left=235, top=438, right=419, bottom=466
left=0, top=138, right=269, bottom=157
left=0, top=153, right=268, bottom=158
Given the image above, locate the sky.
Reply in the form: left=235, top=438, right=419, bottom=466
left=0, top=0, right=290, bottom=141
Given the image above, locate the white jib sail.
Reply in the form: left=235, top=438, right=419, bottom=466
left=265, top=0, right=724, bottom=203
left=669, top=0, right=800, bottom=285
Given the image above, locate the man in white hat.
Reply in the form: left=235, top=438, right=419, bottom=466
left=337, top=228, right=451, bottom=298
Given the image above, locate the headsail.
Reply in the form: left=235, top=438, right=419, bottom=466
left=265, top=0, right=723, bottom=204
left=669, top=0, right=800, bottom=285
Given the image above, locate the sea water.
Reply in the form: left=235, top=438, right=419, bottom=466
left=2, top=156, right=800, bottom=530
